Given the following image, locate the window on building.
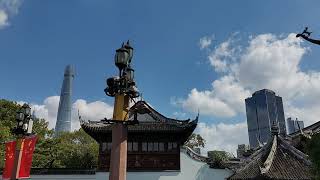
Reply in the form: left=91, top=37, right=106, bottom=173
left=102, top=143, right=107, bottom=152
left=128, top=142, right=133, bottom=152
left=148, top=142, right=153, bottom=152
left=153, top=142, right=159, bottom=151
left=168, top=142, right=173, bottom=151
left=107, top=142, right=112, bottom=151
left=159, top=142, right=164, bottom=152
left=142, top=142, right=147, bottom=152
left=133, top=142, right=138, bottom=151
left=173, top=142, right=177, bottom=149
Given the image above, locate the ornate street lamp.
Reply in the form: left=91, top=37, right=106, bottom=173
left=12, top=103, right=33, bottom=136
left=124, top=66, right=134, bottom=82
left=105, top=40, right=140, bottom=180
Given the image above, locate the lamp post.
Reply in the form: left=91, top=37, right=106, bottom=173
left=10, top=103, right=34, bottom=180
left=104, top=41, right=140, bottom=180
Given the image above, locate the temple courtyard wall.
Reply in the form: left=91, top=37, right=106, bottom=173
left=2, top=151, right=233, bottom=180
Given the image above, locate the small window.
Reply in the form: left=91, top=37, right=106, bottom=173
left=133, top=142, right=138, bottom=151
left=148, top=142, right=153, bottom=152
left=159, top=142, right=164, bottom=152
left=107, top=142, right=112, bottom=151
left=128, top=142, right=133, bottom=152
left=173, top=142, right=177, bottom=149
left=168, top=142, right=172, bottom=151
left=153, top=142, right=159, bottom=151
left=142, top=142, right=147, bottom=152
left=102, top=143, right=107, bottom=151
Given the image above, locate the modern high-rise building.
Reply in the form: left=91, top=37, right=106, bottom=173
left=287, top=117, right=304, bottom=134
left=245, top=89, right=286, bottom=148
left=55, top=65, right=74, bottom=134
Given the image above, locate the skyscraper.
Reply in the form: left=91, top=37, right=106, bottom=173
left=245, top=89, right=286, bottom=148
left=287, top=117, right=304, bottom=134
left=55, top=65, right=74, bottom=134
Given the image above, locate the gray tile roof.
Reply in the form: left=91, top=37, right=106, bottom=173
left=228, top=134, right=313, bottom=180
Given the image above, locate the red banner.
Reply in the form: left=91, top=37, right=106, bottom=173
left=18, top=135, right=37, bottom=179
left=2, top=140, right=16, bottom=180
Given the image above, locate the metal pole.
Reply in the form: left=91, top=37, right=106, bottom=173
left=109, top=94, right=129, bottom=180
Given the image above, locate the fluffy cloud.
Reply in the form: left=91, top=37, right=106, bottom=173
left=199, top=35, right=213, bottom=50
left=174, top=33, right=320, bottom=153
left=30, top=96, right=113, bottom=131
left=0, top=10, right=8, bottom=27
left=0, top=0, right=23, bottom=29
left=175, top=75, right=250, bottom=118
left=196, top=122, right=248, bottom=156
left=72, top=99, right=113, bottom=130
left=178, top=33, right=320, bottom=125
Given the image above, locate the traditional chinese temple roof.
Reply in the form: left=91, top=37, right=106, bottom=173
left=80, top=100, right=198, bottom=143
left=228, top=124, right=313, bottom=180
left=290, top=120, right=320, bottom=137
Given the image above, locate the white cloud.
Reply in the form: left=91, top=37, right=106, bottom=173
left=0, top=10, right=8, bottom=28
left=72, top=99, right=113, bottom=130
left=174, top=33, right=320, bottom=153
left=0, top=0, right=23, bottom=29
left=199, top=35, right=213, bottom=50
left=172, top=111, right=187, bottom=119
left=208, top=39, right=239, bottom=72
left=30, top=96, right=113, bottom=131
left=177, top=33, right=320, bottom=125
left=197, top=122, right=248, bottom=156
left=175, top=75, right=250, bottom=118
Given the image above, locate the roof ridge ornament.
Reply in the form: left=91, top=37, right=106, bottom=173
left=296, top=27, right=320, bottom=45
left=260, top=136, right=277, bottom=174
left=271, top=121, right=279, bottom=136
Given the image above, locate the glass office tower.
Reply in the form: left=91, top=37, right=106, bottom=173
left=245, top=89, right=286, bottom=148
left=55, top=65, right=74, bottom=134
left=287, top=117, right=304, bottom=134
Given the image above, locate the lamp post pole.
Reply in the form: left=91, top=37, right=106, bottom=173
left=105, top=41, right=139, bottom=180
left=109, top=95, right=129, bottom=180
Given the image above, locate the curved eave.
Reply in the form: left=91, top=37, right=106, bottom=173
left=130, top=101, right=199, bottom=124
left=81, top=120, right=197, bottom=143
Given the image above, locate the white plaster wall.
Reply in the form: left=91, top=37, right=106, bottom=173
left=8, top=151, right=232, bottom=180
left=96, top=152, right=233, bottom=180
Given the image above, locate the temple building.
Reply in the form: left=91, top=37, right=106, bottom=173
left=228, top=123, right=313, bottom=180
left=80, top=100, right=233, bottom=179
left=81, top=101, right=198, bottom=171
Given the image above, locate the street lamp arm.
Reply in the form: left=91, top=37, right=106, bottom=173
left=296, top=33, right=320, bottom=45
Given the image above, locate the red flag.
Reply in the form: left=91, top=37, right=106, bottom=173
left=2, top=140, right=16, bottom=180
left=18, top=135, right=37, bottom=179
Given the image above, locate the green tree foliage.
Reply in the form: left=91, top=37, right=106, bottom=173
left=306, top=133, right=320, bottom=179
left=184, top=133, right=206, bottom=149
left=207, top=150, right=233, bottom=169
left=0, top=99, right=98, bottom=169
left=0, top=99, right=20, bottom=168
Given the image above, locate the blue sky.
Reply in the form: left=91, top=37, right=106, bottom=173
left=1, top=0, right=320, bottom=153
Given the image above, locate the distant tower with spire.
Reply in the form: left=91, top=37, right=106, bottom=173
left=55, top=65, right=74, bottom=134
